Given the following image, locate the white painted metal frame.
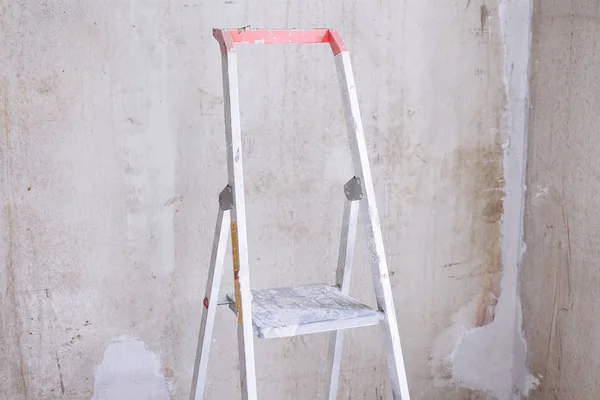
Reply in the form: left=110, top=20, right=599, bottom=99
left=331, top=51, right=411, bottom=400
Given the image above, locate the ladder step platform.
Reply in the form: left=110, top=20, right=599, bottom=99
left=225, top=283, right=383, bottom=339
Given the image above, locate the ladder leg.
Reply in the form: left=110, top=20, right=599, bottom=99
left=220, top=45, right=258, bottom=399
left=326, top=181, right=361, bottom=400
left=334, top=51, right=411, bottom=400
left=190, top=191, right=232, bottom=400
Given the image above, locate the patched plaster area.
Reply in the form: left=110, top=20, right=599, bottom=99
left=429, top=1, right=539, bottom=398
left=92, top=337, right=172, bottom=400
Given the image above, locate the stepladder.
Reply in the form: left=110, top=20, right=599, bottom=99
left=190, top=28, right=411, bottom=400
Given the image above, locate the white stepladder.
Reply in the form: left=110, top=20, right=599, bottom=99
left=189, top=28, right=411, bottom=400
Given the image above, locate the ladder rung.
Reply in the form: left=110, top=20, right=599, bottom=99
left=226, top=283, right=383, bottom=339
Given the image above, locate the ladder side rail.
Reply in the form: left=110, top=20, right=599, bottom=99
left=190, top=201, right=231, bottom=400
left=333, top=51, right=411, bottom=400
left=217, top=31, right=258, bottom=400
left=336, top=184, right=361, bottom=292
left=325, top=193, right=360, bottom=399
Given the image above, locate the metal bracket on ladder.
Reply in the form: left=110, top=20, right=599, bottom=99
left=189, top=28, right=411, bottom=400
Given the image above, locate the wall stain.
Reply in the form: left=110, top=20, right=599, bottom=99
left=55, top=351, right=65, bottom=395
left=36, top=74, right=57, bottom=95
left=452, top=143, right=503, bottom=327
left=480, top=4, right=489, bottom=34
left=162, top=366, right=174, bottom=378
left=2, top=72, right=29, bottom=398
left=163, top=195, right=183, bottom=206
left=4, top=204, right=29, bottom=399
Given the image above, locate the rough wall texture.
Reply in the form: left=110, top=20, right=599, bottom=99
left=0, top=1, right=512, bottom=399
left=523, top=1, right=600, bottom=399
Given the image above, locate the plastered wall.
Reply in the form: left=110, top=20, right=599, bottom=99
left=0, top=1, right=530, bottom=399
left=522, top=1, right=600, bottom=398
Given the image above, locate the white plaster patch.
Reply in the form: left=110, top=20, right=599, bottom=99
left=435, top=298, right=538, bottom=399
left=533, top=184, right=549, bottom=199
left=429, top=296, right=478, bottom=385
left=92, top=337, right=172, bottom=400
left=452, top=322, right=513, bottom=399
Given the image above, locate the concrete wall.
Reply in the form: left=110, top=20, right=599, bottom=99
left=0, top=1, right=530, bottom=399
left=523, top=1, right=600, bottom=399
